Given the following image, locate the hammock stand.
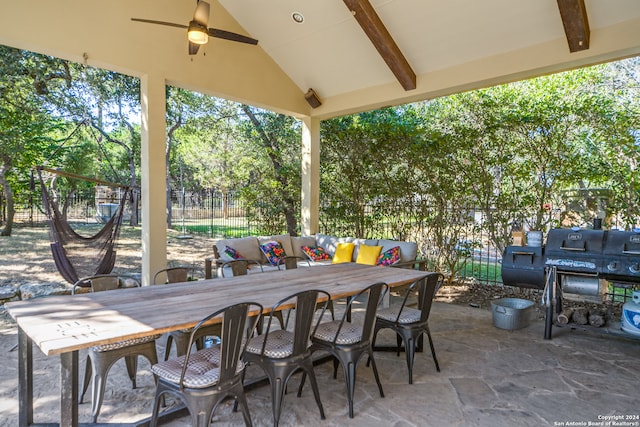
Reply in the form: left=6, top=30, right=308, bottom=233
left=36, top=166, right=131, bottom=284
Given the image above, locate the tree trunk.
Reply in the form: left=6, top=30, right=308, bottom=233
left=241, top=105, right=298, bottom=235
left=0, top=164, right=15, bottom=236
left=222, top=190, right=229, bottom=220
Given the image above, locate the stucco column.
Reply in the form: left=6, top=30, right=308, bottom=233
left=301, top=116, right=320, bottom=235
left=140, top=74, right=167, bottom=286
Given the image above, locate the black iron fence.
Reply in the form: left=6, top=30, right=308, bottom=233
left=7, top=188, right=505, bottom=285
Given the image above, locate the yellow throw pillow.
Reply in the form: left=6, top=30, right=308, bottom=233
left=332, top=242, right=355, bottom=264
left=356, top=244, right=383, bottom=265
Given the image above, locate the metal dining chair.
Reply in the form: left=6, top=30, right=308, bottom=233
left=300, top=282, right=389, bottom=418
left=152, top=266, right=190, bottom=284
left=276, top=256, right=334, bottom=324
left=371, top=272, right=444, bottom=383
left=72, top=274, right=160, bottom=423
left=220, top=259, right=264, bottom=278
left=243, top=289, right=330, bottom=427
left=150, top=301, right=263, bottom=427
left=152, top=267, right=219, bottom=361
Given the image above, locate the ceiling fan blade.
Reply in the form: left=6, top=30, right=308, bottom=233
left=131, top=18, right=187, bottom=30
left=193, top=1, right=210, bottom=27
left=188, top=41, right=200, bottom=55
left=208, top=28, right=258, bottom=45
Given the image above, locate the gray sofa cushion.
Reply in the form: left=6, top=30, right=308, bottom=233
left=215, top=236, right=263, bottom=262
left=291, top=235, right=317, bottom=258
left=315, top=233, right=341, bottom=258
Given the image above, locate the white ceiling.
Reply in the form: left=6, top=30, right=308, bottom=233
left=218, top=0, right=640, bottom=115
left=1, top=0, right=640, bottom=119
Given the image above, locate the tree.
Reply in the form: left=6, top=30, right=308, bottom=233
left=42, top=64, right=142, bottom=225
left=0, top=46, right=70, bottom=236
left=241, top=105, right=301, bottom=236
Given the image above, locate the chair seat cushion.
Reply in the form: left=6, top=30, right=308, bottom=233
left=313, top=321, right=362, bottom=344
left=92, top=334, right=161, bottom=352
left=376, top=307, right=421, bottom=324
left=245, top=329, right=295, bottom=358
left=151, top=347, right=244, bottom=389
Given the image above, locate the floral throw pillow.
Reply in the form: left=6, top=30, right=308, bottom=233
left=301, top=245, right=331, bottom=261
left=376, top=246, right=401, bottom=266
left=260, top=241, right=287, bottom=266
left=223, top=245, right=243, bottom=260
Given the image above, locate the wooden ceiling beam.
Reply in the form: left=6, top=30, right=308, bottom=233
left=557, top=0, right=590, bottom=52
left=343, top=0, right=416, bottom=90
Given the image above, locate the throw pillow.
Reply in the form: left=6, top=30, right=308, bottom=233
left=356, top=244, right=383, bottom=265
left=376, top=246, right=401, bottom=266
left=223, top=245, right=243, bottom=260
left=332, top=242, right=355, bottom=264
left=301, top=245, right=331, bottom=261
left=259, top=240, right=287, bottom=266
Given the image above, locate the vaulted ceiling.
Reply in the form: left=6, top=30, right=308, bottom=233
left=1, top=0, right=640, bottom=120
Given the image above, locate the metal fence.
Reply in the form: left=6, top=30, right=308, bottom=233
left=6, top=188, right=505, bottom=285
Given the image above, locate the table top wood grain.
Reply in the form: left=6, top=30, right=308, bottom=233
left=6, top=263, right=430, bottom=356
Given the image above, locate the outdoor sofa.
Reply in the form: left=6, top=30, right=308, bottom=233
left=204, top=233, right=422, bottom=279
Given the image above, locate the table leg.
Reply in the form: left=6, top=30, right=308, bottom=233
left=18, top=327, right=33, bottom=427
left=60, top=351, right=79, bottom=427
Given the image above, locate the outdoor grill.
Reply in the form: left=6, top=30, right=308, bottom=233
left=501, top=227, right=640, bottom=338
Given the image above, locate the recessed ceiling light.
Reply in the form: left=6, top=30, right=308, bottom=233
left=292, top=12, right=304, bottom=24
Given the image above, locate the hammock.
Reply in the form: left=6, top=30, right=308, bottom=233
left=36, top=166, right=130, bottom=284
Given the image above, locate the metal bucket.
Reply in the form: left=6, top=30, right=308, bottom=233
left=491, top=298, right=534, bottom=330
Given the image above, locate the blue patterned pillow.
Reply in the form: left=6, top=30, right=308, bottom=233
left=259, top=241, right=287, bottom=266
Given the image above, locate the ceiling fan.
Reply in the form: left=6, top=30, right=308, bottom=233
left=131, top=0, right=258, bottom=55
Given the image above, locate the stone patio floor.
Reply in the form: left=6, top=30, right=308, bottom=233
left=1, top=301, right=639, bottom=426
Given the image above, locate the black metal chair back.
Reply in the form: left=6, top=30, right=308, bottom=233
left=221, top=259, right=264, bottom=277
left=243, top=289, right=330, bottom=427
left=150, top=301, right=263, bottom=427
left=153, top=267, right=189, bottom=284
left=277, top=255, right=310, bottom=270
left=372, top=272, right=444, bottom=384
left=182, top=301, right=262, bottom=389
left=72, top=274, right=131, bottom=294
left=300, top=282, right=389, bottom=419
left=71, top=273, right=157, bottom=423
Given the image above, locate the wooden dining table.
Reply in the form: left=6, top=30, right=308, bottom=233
left=6, top=262, right=431, bottom=427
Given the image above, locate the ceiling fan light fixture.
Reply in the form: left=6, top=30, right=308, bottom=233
left=187, top=20, right=208, bottom=44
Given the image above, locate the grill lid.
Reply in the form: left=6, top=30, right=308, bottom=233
left=544, top=228, right=606, bottom=274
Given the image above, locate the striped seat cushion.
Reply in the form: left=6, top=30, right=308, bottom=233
left=376, top=307, right=421, bottom=324
left=245, top=329, right=295, bottom=358
left=151, top=347, right=245, bottom=389
left=313, top=321, right=362, bottom=345
left=92, top=334, right=161, bottom=352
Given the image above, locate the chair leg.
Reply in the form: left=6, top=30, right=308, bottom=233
left=234, top=388, right=253, bottom=427
left=79, top=355, right=92, bottom=404
left=149, top=387, right=166, bottom=427
left=268, top=374, right=287, bottom=427
left=403, top=336, right=416, bottom=384
left=396, top=334, right=402, bottom=357
left=164, top=334, right=174, bottom=361
left=343, top=361, right=357, bottom=418
left=124, top=354, right=138, bottom=388
left=368, top=351, right=385, bottom=398
left=89, top=361, right=107, bottom=423
left=300, top=361, right=326, bottom=420
left=425, top=327, right=440, bottom=372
